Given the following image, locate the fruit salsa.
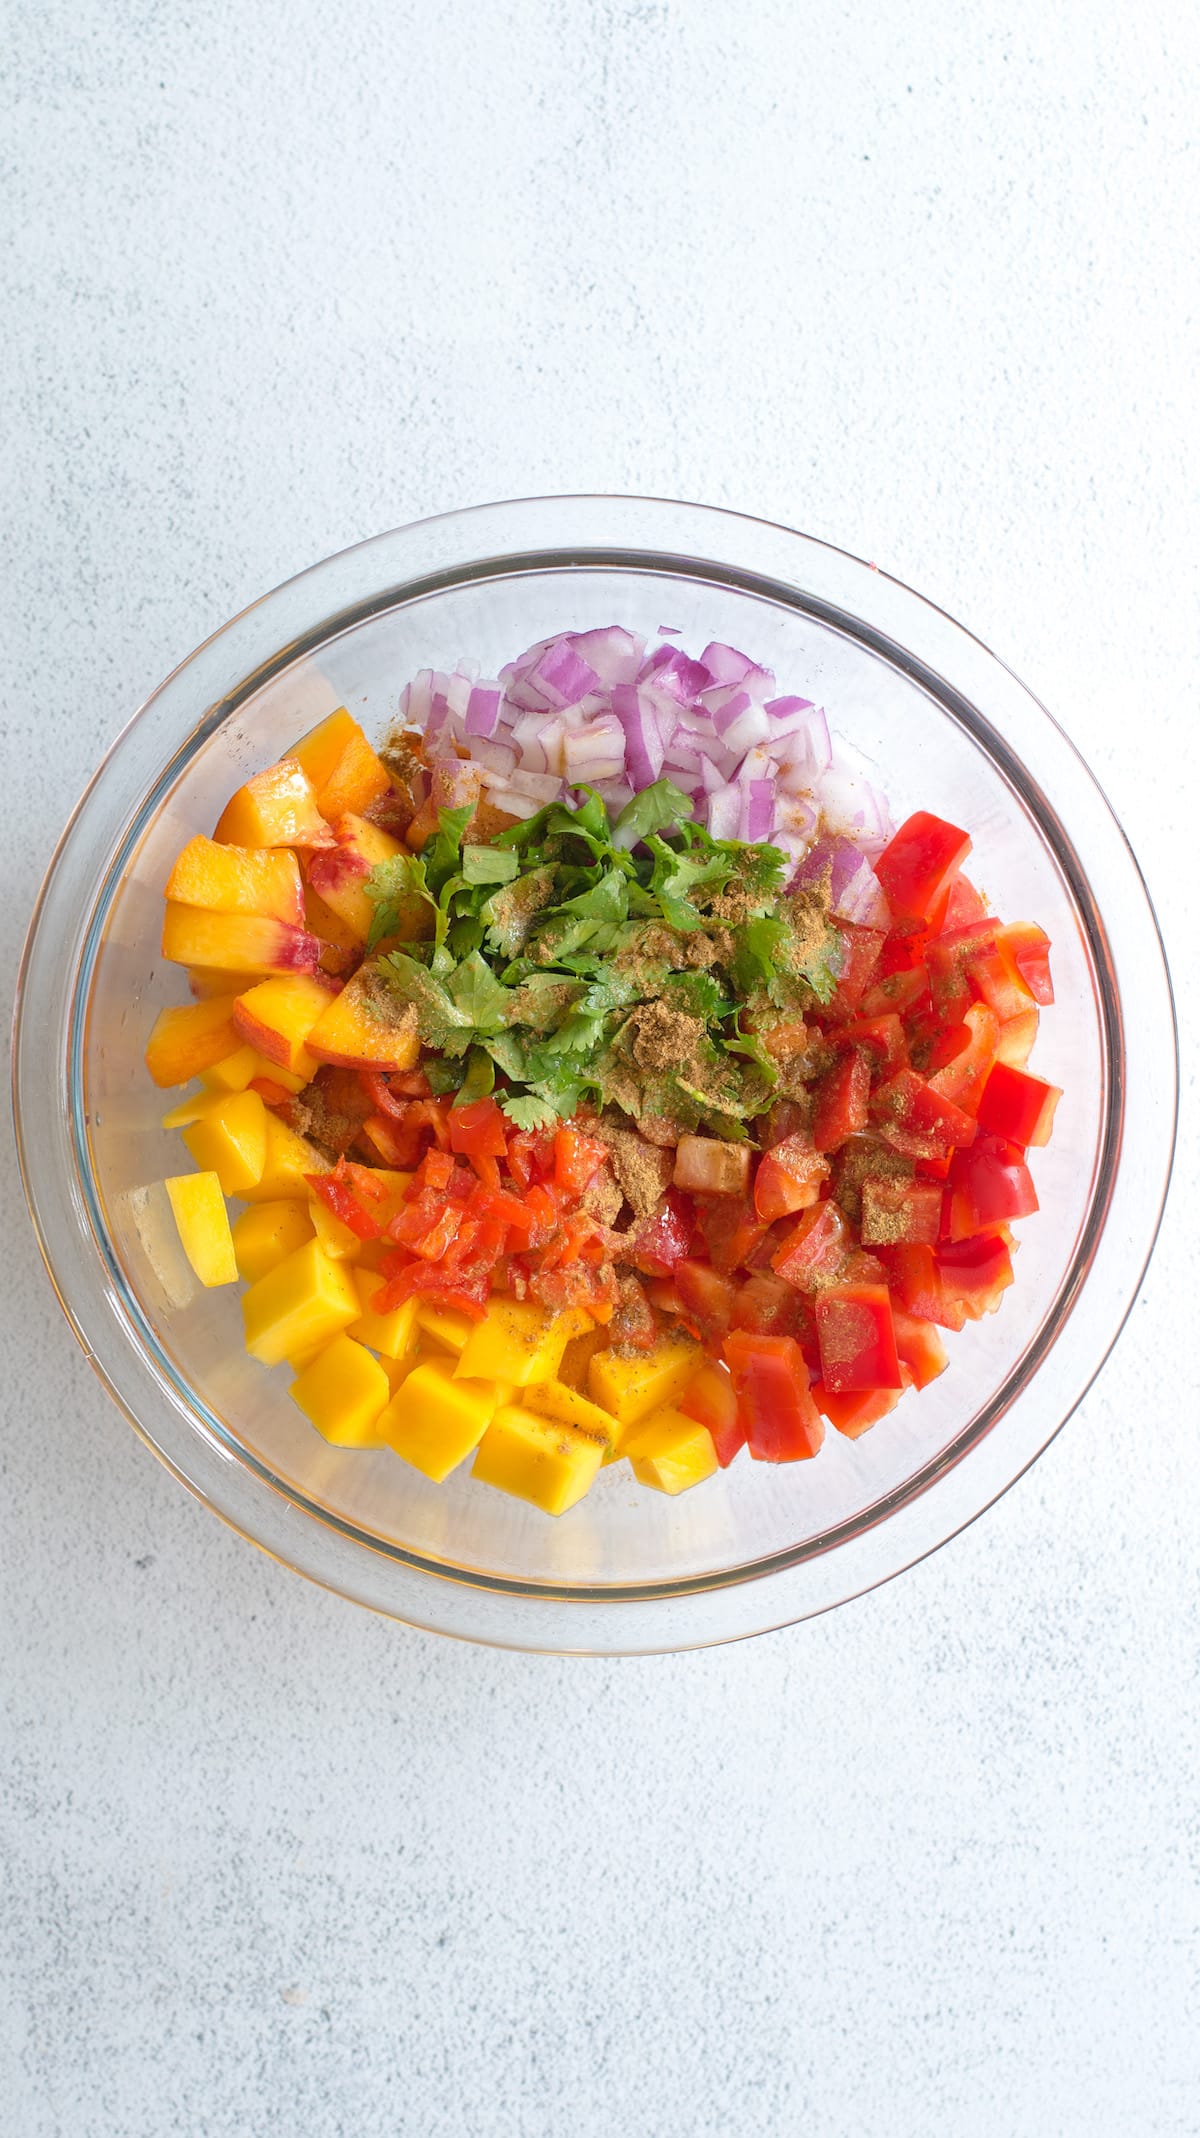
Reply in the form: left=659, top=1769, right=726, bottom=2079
left=144, top=628, right=1061, bottom=1516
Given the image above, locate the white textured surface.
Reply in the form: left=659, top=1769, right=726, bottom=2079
left=3, top=3, right=1198, bottom=2132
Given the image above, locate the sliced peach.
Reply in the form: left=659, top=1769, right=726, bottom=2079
left=165, top=835, right=304, bottom=926
left=303, top=813, right=406, bottom=945
left=306, top=961, right=420, bottom=1071
left=232, top=973, right=339, bottom=1078
left=214, top=758, right=336, bottom=850
left=290, top=709, right=391, bottom=821
left=187, top=967, right=254, bottom=999
left=303, top=883, right=361, bottom=972
left=162, top=904, right=321, bottom=977
left=144, top=994, right=241, bottom=1087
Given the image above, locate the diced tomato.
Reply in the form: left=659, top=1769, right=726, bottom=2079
left=679, top=1362, right=746, bottom=1468
left=827, top=926, right=886, bottom=1019
left=372, top=1256, right=489, bottom=1319
left=859, top=1176, right=942, bottom=1248
left=415, top=1147, right=456, bottom=1193
left=754, top=1133, right=829, bottom=1221
left=832, top=1012, right=909, bottom=1080
left=731, top=1270, right=816, bottom=1347
left=995, top=920, right=1054, bottom=1005
left=674, top=1259, right=739, bottom=1344
left=891, top=1306, right=949, bottom=1389
left=697, top=1197, right=770, bottom=1273
left=306, top=1167, right=383, bottom=1241
left=553, top=1124, right=609, bottom=1198
left=874, top=812, right=972, bottom=929
left=878, top=1242, right=964, bottom=1330
left=811, top=1048, right=871, bottom=1152
left=531, top=1263, right=620, bottom=1316
left=815, top=1282, right=902, bottom=1393
left=926, top=921, right=997, bottom=1023
left=944, top=1133, right=1038, bottom=1242
left=646, top=1278, right=687, bottom=1318
left=723, top=1330, right=824, bottom=1462
left=506, top=1125, right=557, bottom=1191
left=869, top=1068, right=979, bottom=1160
left=815, top=1378, right=908, bottom=1439
left=926, top=1002, right=1000, bottom=1116
left=522, top=1182, right=562, bottom=1247
left=976, top=1062, right=1061, bottom=1148
left=627, top=1190, right=695, bottom=1277
left=771, top=1199, right=851, bottom=1291
left=672, top=1136, right=753, bottom=1198
left=447, top=1095, right=508, bottom=1162
left=994, top=1008, right=1040, bottom=1070
left=966, top=941, right=1034, bottom=1023
left=937, top=1230, right=1014, bottom=1320
left=760, top=1017, right=810, bottom=1061
left=859, top=968, right=930, bottom=1023
left=941, top=873, right=989, bottom=931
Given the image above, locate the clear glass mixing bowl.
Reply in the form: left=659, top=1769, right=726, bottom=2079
left=12, top=497, right=1177, bottom=1652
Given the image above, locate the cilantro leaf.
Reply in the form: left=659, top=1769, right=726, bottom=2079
left=462, top=844, right=519, bottom=886
left=446, top=951, right=512, bottom=1033
left=611, top=780, right=695, bottom=850
left=499, top=1092, right=561, bottom=1132
left=731, top=915, right=792, bottom=995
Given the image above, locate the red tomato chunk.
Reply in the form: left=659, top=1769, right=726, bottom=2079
left=724, top=1331, right=824, bottom=1462
left=815, top=1283, right=902, bottom=1394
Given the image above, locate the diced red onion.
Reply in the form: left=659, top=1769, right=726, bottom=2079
left=467, top=736, right=518, bottom=775
left=611, top=683, right=666, bottom=789
left=705, top=784, right=741, bottom=841
left=698, top=642, right=755, bottom=687
left=791, top=836, right=891, bottom=928
left=506, top=768, right=564, bottom=803
left=567, top=626, right=645, bottom=688
left=739, top=780, right=774, bottom=843
left=465, top=684, right=503, bottom=737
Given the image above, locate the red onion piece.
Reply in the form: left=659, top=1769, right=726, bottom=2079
left=791, top=836, right=891, bottom=928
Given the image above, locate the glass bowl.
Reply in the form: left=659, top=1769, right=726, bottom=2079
left=12, top=497, right=1177, bottom=1653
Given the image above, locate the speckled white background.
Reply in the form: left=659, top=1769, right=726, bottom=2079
left=4, top=4, right=1198, bottom=2133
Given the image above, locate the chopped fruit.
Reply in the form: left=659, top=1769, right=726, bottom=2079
left=230, top=1199, right=315, bottom=1283
left=815, top=1283, right=902, bottom=1394
left=624, top=1408, right=719, bottom=1494
left=308, top=1194, right=367, bottom=1261
left=304, top=883, right=361, bottom=961
left=199, top=1044, right=262, bottom=1093
left=816, top=1379, right=908, bottom=1439
left=860, top=1176, right=942, bottom=1248
left=588, top=1339, right=702, bottom=1441
left=944, top=1134, right=1038, bottom=1242
left=232, top=973, right=338, bottom=1079
left=161, top=1091, right=219, bottom=1129
left=471, top=1404, right=606, bottom=1515
left=214, top=758, right=335, bottom=848
left=415, top=1303, right=475, bottom=1355
left=379, top=1357, right=503, bottom=1481
left=723, top=1330, right=823, bottom=1461
left=239, top=1113, right=330, bottom=1201
left=181, top=1089, right=268, bottom=1196
left=162, top=903, right=321, bottom=977
left=521, top=1378, right=622, bottom=1445
left=672, top=1136, right=752, bottom=1198
left=347, top=1270, right=421, bottom=1361
left=993, top=1009, right=1040, bottom=1070
left=976, top=1062, right=1061, bottom=1149
left=456, top=1299, right=589, bottom=1387
left=164, top=835, right=304, bottom=927
left=290, top=708, right=392, bottom=821
left=754, top=1134, right=828, bottom=1220
left=678, top=1361, right=745, bottom=1468
left=304, top=813, right=407, bottom=944
left=874, top=811, right=972, bottom=929
left=290, top=1335, right=391, bottom=1446
left=241, top=1238, right=361, bottom=1366
left=163, top=1171, right=237, bottom=1287
left=305, top=962, right=421, bottom=1071
left=144, top=995, right=241, bottom=1087
left=891, top=1307, right=948, bottom=1390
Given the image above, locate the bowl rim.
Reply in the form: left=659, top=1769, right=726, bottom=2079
left=12, top=493, right=1179, bottom=1652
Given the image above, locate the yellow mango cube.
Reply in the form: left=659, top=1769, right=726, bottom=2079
left=521, top=1379, right=618, bottom=1446
left=199, top=1043, right=260, bottom=1093
left=181, top=1089, right=268, bottom=1196
left=472, top=1404, right=605, bottom=1516
left=588, top=1338, right=702, bottom=1446
left=238, top=1113, right=329, bottom=1201
left=415, top=1302, right=475, bottom=1355
left=623, top=1407, right=719, bottom=1496
left=307, top=1195, right=365, bottom=1262
left=378, top=1356, right=502, bottom=1482
left=163, top=1171, right=237, bottom=1287
left=160, top=1089, right=215, bottom=1129
left=230, top=1199, right=315, bottom=1283
left=348, top=1269, right=420, bottom=1361
left=456, top=1299, right=590, bottom=1387
left=290, top=1334, right=391, bottom=1447
left=241, top=1238, right=360, bottom=1366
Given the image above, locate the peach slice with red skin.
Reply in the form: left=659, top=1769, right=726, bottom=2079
left=305, top=962, right=420, bottom=1071
left=232, top=973, right=340, bottom=1079
left=213, top=758, right=336, bottom=849
left=144, top=993, right=242, bottom=1087
left=162, top=903, right=321, bottom=976
left=303, top=813, right=420, bottom=946
left=164, top=835, right=304, bottom=928
left=290, top=709, right=392, bottom=821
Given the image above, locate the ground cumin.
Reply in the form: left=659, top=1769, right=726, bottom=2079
left=629, top=1001, right=707, bottom=1077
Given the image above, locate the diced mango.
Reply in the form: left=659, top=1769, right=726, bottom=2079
left=378, top=1357, right=503, bottom=1482
left=164, top=835, right=304, bottom=927
left=199, top=1043, right=260, bottom=1092
left=471, top=1404, right=605, bottom=1516
left=290, top=708, right=391, bottom=820
left=241, top=1238, right=360, bottom=1366
left=144, top=994, right=241, bottom=1087
left=161, top=1090, right=217, bottom=1129
left=304, top=961, right=421, bottom=1070
left=181, top=1089, right=268, bottom=1196
left=456, top=1299, right=591, bottom=1387
left=521, top=1379, right=619, bottom=1446
left=348, top=1270, right=421, bottom=1361
left=415, top=1302, right=475, bottom=1356
left=289, top=1334, right=391, bottom=1446
left=232, top=972, right=337, bottom=1079
left=556, top=1324, right=610, bottom=1393
left=239, top=1113, right=330, bottom=1201
left=587, top=1339, right=702, bottom=1445
left=162, top=903, right=321, bottom=978
left=213, top=757, right=336, bottom=849
left=230, top=1199, right=315, bottom=1283
left=163, top=1171, right=237, bottom=1287
left=623, top=1408, right=719, bottom=1496
left=307, top=1196, right=366, bottom=1262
